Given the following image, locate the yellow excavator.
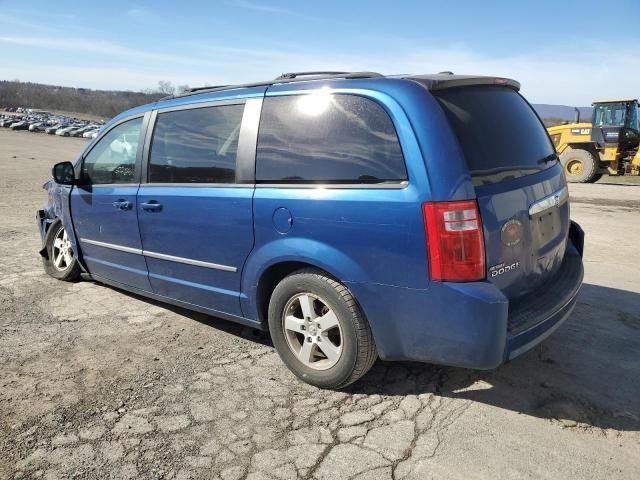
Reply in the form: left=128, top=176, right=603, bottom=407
left=547, top=99, right=640, bottom=182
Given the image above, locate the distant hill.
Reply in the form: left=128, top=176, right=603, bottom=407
left=0, top=80, right=172, bottom=118
left=0, top=79, right=596, bottom=126
left=532, top=104, right=592, bottom=123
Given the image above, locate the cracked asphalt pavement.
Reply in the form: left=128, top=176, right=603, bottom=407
left=1, top=129, right=639, bottom=479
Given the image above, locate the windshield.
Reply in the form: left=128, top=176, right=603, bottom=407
left=434, top=86, right=556, bottom=186
left=593, top=104, right=626, bottom=127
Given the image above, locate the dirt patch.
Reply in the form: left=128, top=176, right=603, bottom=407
left=570, top=197, right=640, bottom=211
left=1, top=129, right=639, bottom=479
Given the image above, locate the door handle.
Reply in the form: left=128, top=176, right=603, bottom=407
left=112, top=199, right=132, bottom=210
left=141, top=200, right=162, bottom=212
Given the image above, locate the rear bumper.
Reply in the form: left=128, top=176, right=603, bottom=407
left=506, top=228, right=584, bottom=357
left=348, top=221, right=585, bottom=369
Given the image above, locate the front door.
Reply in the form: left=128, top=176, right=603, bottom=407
left=137, top=100, right=258, bottom=317
left=71, top=115, right=152, bottom=291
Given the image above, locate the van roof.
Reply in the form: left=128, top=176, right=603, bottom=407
left=109, top=71, right=521, bottom=126
left=165, top=71, right=520, bottom=100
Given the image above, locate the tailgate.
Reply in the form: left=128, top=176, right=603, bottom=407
left=434, top=85, right=570, bottom=300
left=476, top=168, right=569, bottom=299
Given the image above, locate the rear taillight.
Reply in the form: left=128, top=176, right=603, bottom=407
left=422, top=200, right=485, bottom=282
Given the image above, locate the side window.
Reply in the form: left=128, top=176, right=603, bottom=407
left=82, top=117, right=143, bottom=184
left=149, top=104, right=245, bottom=184
left=256, top=94, right=407, bottom=183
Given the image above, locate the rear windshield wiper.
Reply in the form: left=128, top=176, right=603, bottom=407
left=537, top=153, right=558, bottom=165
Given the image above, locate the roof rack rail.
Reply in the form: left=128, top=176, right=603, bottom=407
left=187, top=85, right=230, bottom=93
left=167, top=71, right=385, bottom=100
left=275, top=71, right=351, bottom=80
left=159, top=84, right=231, bottom=100
left=275, top=71, right=384, bottom=81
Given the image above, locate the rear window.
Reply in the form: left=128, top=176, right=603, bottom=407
left=434, top=86, right=555, bottom=186
left=256, top=94, right=406, bottom=184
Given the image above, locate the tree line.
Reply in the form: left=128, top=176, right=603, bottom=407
left=0, top=80, right=191, bottom=119
left=1, top=79, right=572, bottom=127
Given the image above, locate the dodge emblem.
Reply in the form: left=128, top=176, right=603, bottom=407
left=501, top=219, right=522, bottom=247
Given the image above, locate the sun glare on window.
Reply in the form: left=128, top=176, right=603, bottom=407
left=296, top=88, right=332, bottom=116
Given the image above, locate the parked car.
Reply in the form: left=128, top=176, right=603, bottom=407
left=82, top=129, right=99, bottom=138
left=37, top=71, right=585, bottom=389
left=3, top=108, right=103, bottom=139
left=46, top=125, right=62, bottom=134
left=66, top=127, right=83, bottom=137
left=73, top=126, right=95, bottom=137
left=55, top=126, right=77, bottom=137
left=10, top=120, right=28, bottom=130
left=1, top=118, right=20, bottom=128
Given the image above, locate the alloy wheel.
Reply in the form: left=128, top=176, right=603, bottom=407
left=52, top=227, right=74, bottom=271
left=282, top=293, right=343, bottom=370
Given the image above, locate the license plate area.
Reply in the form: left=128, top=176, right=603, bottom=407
left=528, top=186, right=568, bottom=248
left=532, top=209, right=562, bottom=247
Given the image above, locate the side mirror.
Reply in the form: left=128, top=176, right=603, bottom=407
left=52, top=161, right=75, bottom=185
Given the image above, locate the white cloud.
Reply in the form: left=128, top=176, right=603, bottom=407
left=2, top=33, right=637, bottom=105
left=127, top=7, right=151, bottom=18
left=371, top=44, right=639, bottom=105
left=0, top=63, right=214, bottom=92
left=232, top=0, right=293, bottom=15
left=179, top=43, right=640, bottom=105
left=0, top=35, right=205, bottom=66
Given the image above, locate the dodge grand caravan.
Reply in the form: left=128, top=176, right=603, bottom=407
left=37, top=71, right=584, bottom=389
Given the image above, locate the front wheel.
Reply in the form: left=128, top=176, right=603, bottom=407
left=560, top=147, right=600, bottom=183
left=43, top=221, right=81, bottom=281
left=268, top=269, right=377, bottom=389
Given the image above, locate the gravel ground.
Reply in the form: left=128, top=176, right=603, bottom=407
left=1, top=129, right=639, bottom=480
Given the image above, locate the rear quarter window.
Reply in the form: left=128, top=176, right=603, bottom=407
left=434, top=86, right=556, bottom=186
left=256, top=93, right=407, bottom=184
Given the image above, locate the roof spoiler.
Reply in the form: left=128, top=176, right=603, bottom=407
left=406, top=74, right=521, bottom=92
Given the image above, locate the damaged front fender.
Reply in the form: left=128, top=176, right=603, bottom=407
left=36, top=179, right=77, bottom=261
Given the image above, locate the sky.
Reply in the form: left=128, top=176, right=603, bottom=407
left=0, top=0, right=638, bottom=105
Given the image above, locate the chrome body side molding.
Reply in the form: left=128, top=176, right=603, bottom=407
left=79, top=238, right=237, bottom=272
left=80, top=238, right=142, bottom=255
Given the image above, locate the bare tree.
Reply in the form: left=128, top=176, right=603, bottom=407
left=156, top=81, right=175, bottom=96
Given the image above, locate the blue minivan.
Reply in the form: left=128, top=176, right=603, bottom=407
left=38, top=72, right=584, bottom=388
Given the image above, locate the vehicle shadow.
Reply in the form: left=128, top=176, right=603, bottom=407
left=108, top=285, right=273, bottom=348
left=348, top=283, right=640, bottom=432
left=592, top=180, right=640, bottom=187
left=106, top=280, right=640, bottom=432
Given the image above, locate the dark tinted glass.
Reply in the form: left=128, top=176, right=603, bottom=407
left=434, top=87, right=556, bottom=186
left=256, top=94, right=406, bottom=183
left=149, top=104, right=245, bottom=183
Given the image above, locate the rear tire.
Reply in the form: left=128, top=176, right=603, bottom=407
left=560, top=147, right=599, bottom=183
left=43, top=221, right=81, bottom=281
left=268, top=269, right=377, bottom=389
